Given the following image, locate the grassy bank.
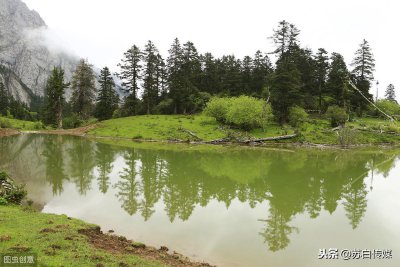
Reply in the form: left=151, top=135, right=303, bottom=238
left=0, top=117, right=43, bottom=131
left=87, top=115, right=400, bottom=146
left=0, top=205, right=210, bottom=267
left=3, top=114, right=400, bottom=146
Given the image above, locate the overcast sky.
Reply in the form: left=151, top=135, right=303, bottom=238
left=24, top=0, right=399, bottom=99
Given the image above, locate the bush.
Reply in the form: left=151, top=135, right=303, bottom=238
left=0, top=118, right=12, bottom=128
left=226, top=96, right=272, bottom=130
left=337, top=126, right=355, bottom=148
left=0, top=197, right=8, bottom=205
left=203, top=97, right=232, bottom=123
left=326, top=106, right=347, bottom=127
left=33, top=121, right=45, bottom=130
left=375, top=100, right=400, bottom=118
left=288, top=106, right=308, bottom=128
left=155, top=98, right=174, bottom=114
left=62, top=113, right=82, bottom=129
left=0, top=171, right=27, bottom=205
left=204, top=96, right=273, bottom=130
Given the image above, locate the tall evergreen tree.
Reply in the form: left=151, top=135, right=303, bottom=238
left=385, top=84, right=396, bottom=102
left=142, top=41, right=160, bottom=114
left=326, top=53, right=350, bottom=109
left=156, top=54, right=168, bottom=99
left=71, top=59, right=96, bottom=120
left=270, top=20, right=300, bottom=56
left=95, top=67, right=119, bottom=120
left=314, top=48, right=329, bottom=112
left=199, top=52, right=220, bottom=95
left=167, top=38, right=184, bottom=113
left=241, top=56, right=253, bottom=95
left=251, top=50, right=272, bottom=96
left=181, top=41, right=201, bottom=113
left=44, top=67, right=69, bottom=128
left=0, top=80, right=9, bottom=116
left=350, top=39, right=375, bottom=115
left=118, top=45, right=143, bottom=115
left=270, top=54, right=302, bottom=123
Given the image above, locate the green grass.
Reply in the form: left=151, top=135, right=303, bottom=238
left=83, top=114, right=400, bottom=146
left=0, top=117, right=44, bottom=131
left=0, top=205, right=164, bottom=267
left=88, top=114, right=296, bottom=142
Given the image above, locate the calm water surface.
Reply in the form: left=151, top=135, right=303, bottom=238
left=0, top=134, right=399, bottom=267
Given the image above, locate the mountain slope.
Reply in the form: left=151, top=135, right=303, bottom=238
left=0, top=0, right=77, bottom=103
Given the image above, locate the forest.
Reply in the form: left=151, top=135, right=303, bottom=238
left=0, top=20, right=398, bottom=131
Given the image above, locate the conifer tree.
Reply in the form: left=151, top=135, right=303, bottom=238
left=385, top=84, right=396, bottom=102
left=314, top=48, right=329, bottom=112
left=251, top=50, right=272, bottom=96
left=326, top=53, right=350, bottom=109
left=350, top=39, right=375, bottom=115
left=0, top=80, right=9, bottom=116
left=71, top=59, right=96, bottom=120
left=95, top=67, right=119, bottom=120
left=167, top=38, right=184, bottom=113
left=142, top=41, right=160, bottom=114
left=118, top=45, right=143, bottom=115
left=270, top=55, right=302, bottom=123
left=44, top=67, right=69, bottom=128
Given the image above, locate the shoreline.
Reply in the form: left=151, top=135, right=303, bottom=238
left=7, top=128, right=400, bottom=150
left=0, top=205, right=214, bottom=267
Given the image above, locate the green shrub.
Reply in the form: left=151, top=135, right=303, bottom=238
left=225, top=96, right=271, bottom=130
left=0, top=171, right=27, bottom=205
left=326, top=106, right=347, bottom=127
left=33, top=121, right=45, bottom=130
left=0, top=197, right=7, bottom=205
left=62, top=113, right=82, bottom=129
left=155, top=98, right=174, bottom=114
left=375, top=100, right=400, bottom=118
left=0, top=118, right=12, bottom=128
left=288, top=106, right=308, bottom=128
left=203, top=97, right=232, bottom=123
left=337, top=126, right=355, bottom=148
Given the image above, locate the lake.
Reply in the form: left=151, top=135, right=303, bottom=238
left=0, top=134, right=399, bottom=267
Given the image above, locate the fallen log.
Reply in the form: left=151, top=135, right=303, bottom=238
left=179, top=127, right=202, bottom=140
left=243, top=134, right=298, bottom=144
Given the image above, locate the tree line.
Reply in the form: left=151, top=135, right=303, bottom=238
left=4, top=20, right=396, bottom=128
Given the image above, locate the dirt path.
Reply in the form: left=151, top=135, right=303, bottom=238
left=24, top=124, right=98, bottom=136
left=0, top=128, right=20, bottom=137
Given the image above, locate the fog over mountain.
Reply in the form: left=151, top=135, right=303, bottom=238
left=0, top=0, right=78, bottom=103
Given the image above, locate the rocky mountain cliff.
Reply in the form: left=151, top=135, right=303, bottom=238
left=0, top=0, right=77, bottom=103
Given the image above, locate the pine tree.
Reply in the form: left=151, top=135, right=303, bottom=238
left=44, top=67, right=69, bottom=128
left=326, top=53, right=350, bottom=109
left=181, top=41, right=201, bottom=113
left=251, top=50, right=272, bottom=96
left=241, top=56, right=253, bottom=95
left=142, top=41, right=160, bottom=114
left=0, top=80, right=9, bottom=116
left=95, top=67, right=119, bottom=120
left=314, top=48, right=329, bottom=112
left=118, top=45, right=143, bottom=115
left=156, top=54, right=167, bottom=99
left=270, top=20, right=300, bottom=56
left=71, top=59, right=96, bottom=120
left=270, top=55, right=302, bottom=123
left=385, top=84, right=396, bottom=102
left=350, top=39, right=375, bottom=115
left=167, top=38, right=184, bottom=114
left=198, top=53, right=220, bottom=95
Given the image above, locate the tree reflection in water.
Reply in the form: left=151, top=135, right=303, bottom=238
left=0, top=134, right=398, bottom=252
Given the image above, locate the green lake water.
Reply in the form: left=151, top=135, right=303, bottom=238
left=0, top=134, right=399, bottom=267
